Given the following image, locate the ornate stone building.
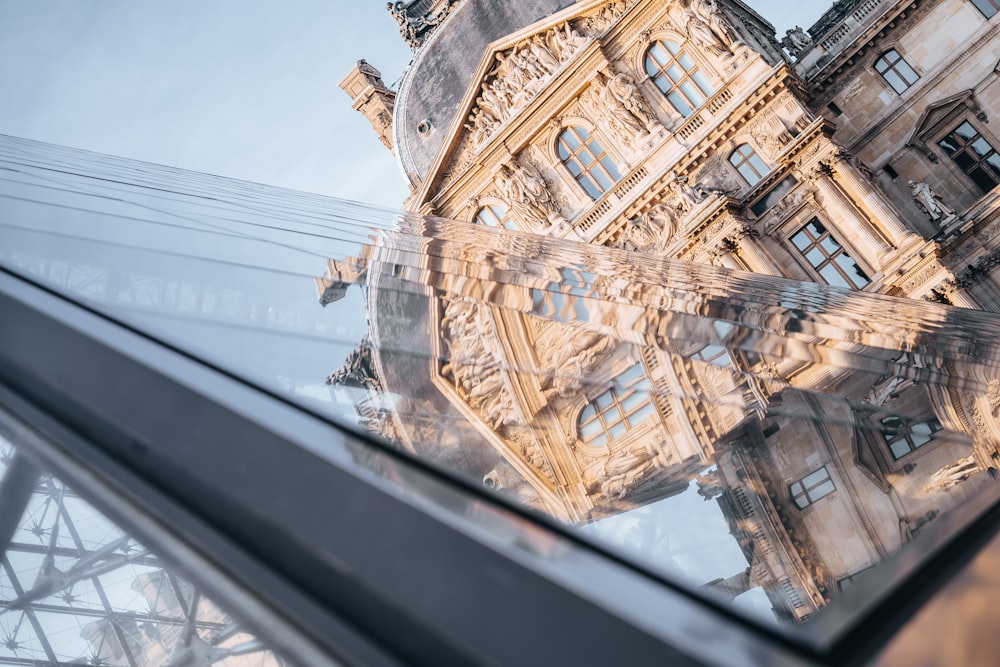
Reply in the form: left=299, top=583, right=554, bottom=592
left=335, top=0, right=1000, bottom=621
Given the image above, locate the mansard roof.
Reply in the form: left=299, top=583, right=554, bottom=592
left=393, top=0, right=576, bottom=187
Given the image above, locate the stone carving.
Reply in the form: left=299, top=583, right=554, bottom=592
left=617, top=201, right=678, bottom=252
left=507, top=427, right=555, bottom=482
left=600, top=446, right=660, bottom=500
left=746, top=112, right=795, bottom=157
left=495, top=155, right=566, bottom=230
left=696, top=468, right=725, bottom=500
left=861, top=374, right=913, bottom=406
left=464, top=23, right=589, bottom=151
left=440, top=296, right=516, bottom=428
left=597, top=70, right=660, bottom=139
left=580, top=0, right=630, bottom=35
left=924, top=456, right=981, bottom=493
left=781, top=26, right=812, bottom=58
left=326, top=335, right=382, bottom=391
left=669, top=171, right=715, bottom=213
left=909, top=180, right=955, bottom=222
left=387, top=0, right=459, bottom=50
left=541, top=323, right=616, bottom=399
left=682, top=0, right=741, bottom=57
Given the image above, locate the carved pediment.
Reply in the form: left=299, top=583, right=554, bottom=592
left=427, top=1, right=638, bottom=197
left=907, top=90, right=984, bottom=145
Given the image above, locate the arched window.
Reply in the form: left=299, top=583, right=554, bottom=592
left=475, top=204, right=517, bottom=230
left=728, top=144, right=769, bottom=186
left=578, top=363, right=655, bottom=447
left=644, top=39, right=714, bottom=118
left=874, top=49, right=919, bottom=94
left=556, top=126, right=621, bottom=200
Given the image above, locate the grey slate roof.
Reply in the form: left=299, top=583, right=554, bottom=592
left=394, top=0, right=576, bottom=187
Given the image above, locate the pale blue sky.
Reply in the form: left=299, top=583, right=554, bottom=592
left=0, top=1, right=822, bottom=207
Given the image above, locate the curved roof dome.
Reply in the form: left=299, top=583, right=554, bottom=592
left=394, top=0, right=575, bottom=187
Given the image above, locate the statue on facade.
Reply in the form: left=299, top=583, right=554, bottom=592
left=549, top=21, right=588, bottom=61
left=669, top=172, right=711, bottom=213
left=781, top=26, right=812, bottom=57
left=924, top=456, right=980, bottom=493
left=618, top=201, right=677, bottom=252
left=495, top=158, right=564, bottom=229
left=909, top=180, right=955, bottom=222
left=599, top=71, right=659, bottom=136
left=683, top=0, right=740, bottom=57
left=601, top=447, right=659, bottom=500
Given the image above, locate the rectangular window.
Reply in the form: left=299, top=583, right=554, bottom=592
left=790, top=466, right=835, bottom=509
left=971, top=0, right=1000, bottom=18
left=880, top=416, right=942, bottom=460
left=938, top=121, right=1000, bottom=193
left=790, top=219, right=870, bottom=289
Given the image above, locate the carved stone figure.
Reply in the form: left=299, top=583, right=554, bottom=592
left=326, top=336, right=382, bottom=391
left=924, top=456, right=980, bottom=493
left=528, top=39, right=560, bottom=73
left=683, top=0, right=739, bottom=57
left=440, top=296, right=516, bottom=428
left=550, top=21, right=588, bottom=61
left=861, top=375, right=913, bottom=406
left=696, top=469, right=725, bottom=500
left=619, top=216, right=660, bottom=252
left=462, top=24, right=589, bottom=151
left=495, top=158, right=564, bottom=229
left=781, top=26, right=812, bottom=57
left=542, top=324, right=616, bottom=398
left=600, top=71, right=659, bottom=136
left=619, top=201, right=677, bottom=252
left=601, top=447, right=659, bottom=500
left=669, top=172, right=710, bottom=213
left=909, top=180, right=955, bottom=222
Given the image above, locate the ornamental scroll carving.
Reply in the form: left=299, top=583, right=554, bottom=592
left=464, top=22, right=590, bottom=152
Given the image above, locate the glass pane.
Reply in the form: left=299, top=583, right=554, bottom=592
left=883, top=71, right=906, bottom=93
left=0, top=439, right=297, bottom=667
left=561, top=129, right=581, bottom=151
left=811, top=480, right=835, bottom=500
left=667, top=91, right=693, bottom=117
left=692, top=71, right=714, bottom=96
left=819, top=265, right=851, bottom=288
left=5, top=135, right=1000, bottom=638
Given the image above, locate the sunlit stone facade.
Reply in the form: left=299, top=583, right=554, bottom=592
left=337, top=0, right=1000, bottom=621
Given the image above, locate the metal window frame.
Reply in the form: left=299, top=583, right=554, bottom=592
left=2, top=265, right=1000, bottom=666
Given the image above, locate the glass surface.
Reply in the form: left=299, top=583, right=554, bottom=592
left=0, top=437, right=298, bottom=667
left=4, top=135, right=1000, bottom=631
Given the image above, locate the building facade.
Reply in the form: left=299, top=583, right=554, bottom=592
left=336, top=0, right=1000, bottom=622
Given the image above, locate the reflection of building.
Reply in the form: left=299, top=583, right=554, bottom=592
left=335, top=0, right=1000, bottom=621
